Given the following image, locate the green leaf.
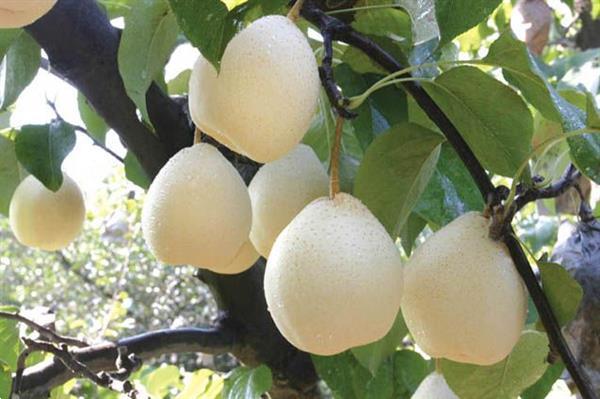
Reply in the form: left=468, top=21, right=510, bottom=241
left=15, top=121, right=76, bottom=191
left=167, top=69, right=191, bottom=95
left=483, top=31, right=600, bottom=183
left=352, top=2, right=412, bottom=49
left=0, top=133, right=23, bottom=216
left=313, top=352, right=371, bottom=399
left=98, top=0, right=136, bottom=18
left=0, top=29, right=21, bottom=59
left=423, top=65, right=533, bottom=176
left=441, top=331, right=549, bottom=399
left=351, top=312, right=408, bottom=375
left=175, top=369, right=222, bottom=399
left=124, top=152, right=151, bottom=189
left=538, top=262, right=583, bottom=327
left=587, top=93, right=600, bottom=129
left=414, top=143, right=484, bottom=229
left=354, top=123, right=443, bottom=237
left=118, top=0, right=179, bottom=122
left=77, top=93, right=109, bottom=145
left=169, top=0, right=288, bottom=70
left=400, top=213, right=426, bottom=255
left=0, top=32, right=41, bottom=110
left=392, top=349, right=431, bottom=397
left=335, top=65, right=407, bottom=150
left=0, top=362, right=11, bottom=399
left=0, top=305, right=20, bottom=370
left=435, top=0, right=501, bottom=46
left=222, top=365, right=273, bottom=399
left=521, top=362, right=564, bottom=399
left=144, top=365, right=182, bottom=397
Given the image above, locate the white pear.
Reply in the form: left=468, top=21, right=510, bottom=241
left=401, top=212, right=527, bottom=366
left=412, top=372, right=458, bottom=399
left=216, top=240, right=260, bottom=275
left=142, top=143, right=251, bottom=270
left=249, top=144, right=328, bottom=258
left=264, top=193, right=403, bottom=356
left=188, top=15, right=320, bottom=163
left=9, top=174, right=85, bottom=251
left=0, top=0, right=57, bottom=28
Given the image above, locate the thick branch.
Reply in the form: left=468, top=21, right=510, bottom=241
left=301, top=3, right=597, bottom=398
left=25, top=0, right=193, bottom=178
left=18, top=327, right=236, bottom=398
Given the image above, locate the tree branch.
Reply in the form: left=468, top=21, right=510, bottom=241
left=26, top=0, right=192, bottom=179
left=301, top=3, right=597, bottom=398
left=515, top=164, right=581, bottom=211
left=18, top=327, right=237, bottom=398
left=0, top=311, right=88, bottom=348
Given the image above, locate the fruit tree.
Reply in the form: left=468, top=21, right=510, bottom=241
left=0, top=0, right=600, bottom=398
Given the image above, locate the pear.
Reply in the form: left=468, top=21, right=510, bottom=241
left=0, top=0, right=57, bottom=28
left=249, top=144, right=328, bottom=258
left=401, top=212, right=527, bottom=366
left=142, top=143, right=252, bottom=270
left=188, top=15, right=320, bottom=163
left=9, top=174, right=85, bottom=251
left=264, top=193, right=403, bottom=356
left=218, top=240, right=260, bottom=275
left=412, top=373, right=458, bottom=399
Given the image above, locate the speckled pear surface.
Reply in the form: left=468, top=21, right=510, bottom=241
left=249, top=144, right=328, bottom=258
left=188, top=15, right=320, bottom=163
left=9, top=174, right=85, bottom=251
left=142, top=143, right=251, bottom=270
left=218, top=240, right=260, bottom=275
left=402, top=212, right=527, bottom=365
left=265, top=193, right=403, bottom=355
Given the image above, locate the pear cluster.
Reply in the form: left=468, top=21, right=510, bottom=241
left=9, top=174, right=85, bottom=251
left=401, top=212, right=527, bottom=365
left=3, top=5, right=531, bottom=366
left=0, top=0, right=57, bottom=28
left=188, top=15, right=320, bottom=163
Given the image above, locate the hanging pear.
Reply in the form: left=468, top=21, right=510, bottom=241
left=264, top=193, right=403, bottom=355
left=188, top=15, right=320, bottom=163
left=249, top=144, right=328, bottom=258
left=9, top=174, right=85, bottom=251
left=142, top=143, right=252, bottom=271
left=401, top=212, right=527, bottom=366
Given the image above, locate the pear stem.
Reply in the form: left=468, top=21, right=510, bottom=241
left=287, top=0, right=306, bottom=22
left=435, top=358, right=441, bottom=373
left=329, top=115, right=344, bottom=199
left=193, top=128, right=202, bottom=145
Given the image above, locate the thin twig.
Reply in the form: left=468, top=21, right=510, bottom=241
left=10, top=349, right=31, bottom=397
left=514, top=164, right=581, bottom=212
left=329, top=116, right=344, bottom=198
left=22, top=339, right=142, bottom=399
left=46, top=99, right=125, bottom=164
left=0, top=312, right=88, bottom=348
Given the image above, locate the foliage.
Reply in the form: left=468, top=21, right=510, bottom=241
left=0, top=0, right=599, bottom=397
